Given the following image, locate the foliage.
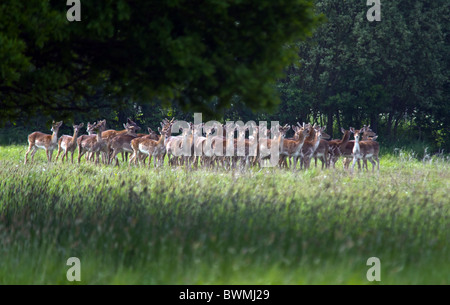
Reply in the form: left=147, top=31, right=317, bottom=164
left=0, top=0, right=320, bottom=121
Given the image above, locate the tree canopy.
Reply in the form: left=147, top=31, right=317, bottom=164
left=0, top=0, right=320, bottom=121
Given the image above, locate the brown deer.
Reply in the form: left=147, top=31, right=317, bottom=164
left=76, top=122, right=97, bottom=162
left=350, top=127, right=379, bottom=172
left=130, top=119, right=174, bottom=166
left=342, top=126, right=377, bottom=169
left=55, top=123, right=84, bottom=163
left=129, top=127, right=160, bottom=166
left=280, top=124, right=310, bottom=170
left=133, top=127, right=171, bottom=168
left=109, top=124, right=142, bottom=167
left=77, top=120, right=108, bottom=164
left=24, top=121, right=63, bottom=164
left=313, top=128, right=330, bottom=169
left=328, top=127, right=352, bottom=168
left=301, top=124, right=324, bottom=169
left=101, top=118, right=139, bottom=162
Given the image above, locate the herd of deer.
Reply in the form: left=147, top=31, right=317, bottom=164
left=23, top=118, right=380, bottom=172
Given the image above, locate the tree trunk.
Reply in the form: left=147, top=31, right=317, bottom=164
left=336, top=110, right=341, bottom=134
left=386, top=112, right=393, bottom=139
left=327, top=111, right=333, bottom=139
left=370, top=113, right=378, bottom=134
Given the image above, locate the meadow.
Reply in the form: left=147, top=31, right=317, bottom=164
left=0, top=144, right=448, bottom=284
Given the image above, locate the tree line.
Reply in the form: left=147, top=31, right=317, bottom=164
left=0, top=1, right=448, bottom=150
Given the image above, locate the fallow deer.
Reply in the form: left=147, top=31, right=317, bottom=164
left=350, top=127, right=379, bottom=172
left=24, top=121, right=63, bottom=164
left=301, top=124, right=324, bottom=169
left=55, top=123, right=84, bottom=163
left=135, top=127, right=171, bottom=168
left=77, top=120, right=108, bottom=164
left=109, top=124, right=142, bottom=166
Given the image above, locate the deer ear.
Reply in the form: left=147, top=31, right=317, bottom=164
left=79, top=123, right=84, bottom=128
left=349, top=127, right=355, bottom=133
left=123, top=123, right=128, bottom=129
left=341, top=127, right=345, bottom=134
left=158, top=127, right=162, bottom=133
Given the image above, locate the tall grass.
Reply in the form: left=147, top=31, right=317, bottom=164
left=0, top=144, right=448, bottom=284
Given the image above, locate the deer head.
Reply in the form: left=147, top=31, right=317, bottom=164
left=51, top=121, right=63, bottom=132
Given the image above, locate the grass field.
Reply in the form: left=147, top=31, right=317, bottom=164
left=0, top=144, right=448, bottom=284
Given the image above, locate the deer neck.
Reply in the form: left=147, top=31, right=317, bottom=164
left=339, top=131, right=350, bottom=148
left=294, top=134, right=306, bottom=153
left=353, top=136, right=360, bottom=154
left=157, top=134, right=166, bottom=147
left=51, top=130, right=59, bottom=144
left=71, top=129, right=79, bottom=145
left=96, top=129, right=104, bottom=142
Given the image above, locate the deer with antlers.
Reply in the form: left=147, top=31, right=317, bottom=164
left=55, top=123, right=84, bottom=163
left=24, top=121, right=63, bottom=164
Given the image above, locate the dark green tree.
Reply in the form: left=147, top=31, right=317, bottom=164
left=0, top=0, right=320, bottom=123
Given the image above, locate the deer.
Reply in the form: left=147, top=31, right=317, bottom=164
left=166, top=123, right=192, bottom=167
left=300, top=124, right=324, bottom=169
left=76, top=122, right=97, bottom=163
left=55, top=123, right=84, bottom=163
left=134, top=127, right=171, bottom=168
left=350, top=127, right=379, bottom=172
left=129, top=127, right=159, bottom=166
left=101, top=118, right=139, bottom=162
left=24, top=121, right=63, bottom=164
left=74, top=122, right=96, bottom=162
left=313, top=128, right=330, bottom=169
left=77, top=120, right=109, bottom=164
left=258, top=124, right=290, bottom=168
left=342, top=126, right=377, bottom=170
left=280, top=124, right=310, bottom=170
left=130, top=119, right=174, bottom=166
left=109, top=124, right=142, bottom=167
left=328, top=127, right=352, bottom=168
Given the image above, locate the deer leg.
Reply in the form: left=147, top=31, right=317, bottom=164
left=61, top=150, right=67, bottom=163
left=24, top=144, right=34, bottom=164
left=55, top=146, right=62, bottom=162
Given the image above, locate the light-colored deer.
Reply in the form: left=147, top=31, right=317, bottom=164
left=24, top=121, right=63, bottom=164
left=55, top=123, right=84, bottom=163
left=258, top=124, right=290, bottom=168
left=350, top=127, right=379, bottom=172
